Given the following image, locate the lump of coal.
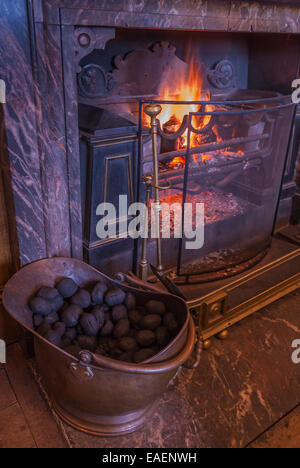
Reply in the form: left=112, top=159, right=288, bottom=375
left=80, top=304, right=106, bottom=336
left=43, top=310, right=59, bottom=325
left=65, top=327, right=77, bottom=341
left=92, top=305, right=106, bottom=328
left=111, top=347, right=123, bottom=359
left=56, top=278, right=78, bottom=298
left=91, top=281, right=108, bottom=305
left=98, top=336, right=110, bottom=347
left=155, top=326, right=170, bottom=346
left=105, top=288, right=126, bottom=307
left=96, top=346, right=108, bottom=357
left=43, top=322, right=66, bottom=347
left=61, top=304, right=82, bottom=327
left=37, top=323, right=52, bottom=337
left=128, top=309, right=143, bottom=328
left=119, top=351, right=134, bottom=362
left=112, top=304, right=127, bottom=322
left=77, top=335, right=97, bottom=352
left=133, top=348, right=155, bottom=363
left=33, top=314, right=44, bottom=328
left=119, top=337, right=138, bottom=352
left=163, top=312, right=179, bottom=334
left=126, top=328, right=135, bottom=337
left=124, top=293, right=136, bottom=310
left=136, top=306, right=147, bottom=316
left=113, top=318, right=130, bottom=338
left=136, top=330, right=156, bottom=347
left=61, top=337, right=71, bottom=349
left=100, top=319, right=114, bottom=337
left=70, top=288, right=91, bottom=309
left=80, top=313, right=97, bottom=336
left=104, top=309, right=111, bottom=321
left=80, top=312, right=101, bottom=336
left=53, top=321, right=66, bottom=337
left=107, top=338, right=118, bottom=350
left=97, top=337, right=114, bottom=355
left=43, top=330, right=62, bottom=347
left=51, top=294, right=64, bottom=313
left=140, top=314, right=162, bottom=331
left=29, top=297, right=52, bottom=316
left=37, top=286, right=59, bottom=301
left=145, top=300, right=166, bottom=316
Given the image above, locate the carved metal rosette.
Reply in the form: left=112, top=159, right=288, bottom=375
left=77, top=64, right=115, bottom=98
left=75, top=27, right=116, bottom=97
left=207, top=60, right=235, bottom=89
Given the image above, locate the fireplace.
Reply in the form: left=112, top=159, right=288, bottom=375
left=1, top=1, right=300, bottom=343
left=77, top=32, right=296, bottom=281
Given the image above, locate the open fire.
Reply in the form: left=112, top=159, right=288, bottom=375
left=144, top=60, right=245, bottom=171
left=144, top=59, right=250, bottom=241
left=158, top=60, right=212, bottom=138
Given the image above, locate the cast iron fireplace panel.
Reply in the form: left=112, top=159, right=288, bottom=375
left=79, top=105, right=140, bottom=274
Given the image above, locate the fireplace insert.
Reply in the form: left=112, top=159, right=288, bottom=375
left=78, top=39, right=297, bottom=283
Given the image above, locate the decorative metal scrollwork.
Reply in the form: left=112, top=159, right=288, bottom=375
left=207, top=60, right=235, bottom=89
left=74, top=27, right=115, bottom=73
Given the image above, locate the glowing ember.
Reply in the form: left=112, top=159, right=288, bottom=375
left=161, top=149, right=245, bottom=172
left=148, top=191, right=248, bottom=237
left=200, top=153, right=214, bottom=163
left=169, top=156, right=185, bottom=169
left=162, top=115, right=182, bottom=134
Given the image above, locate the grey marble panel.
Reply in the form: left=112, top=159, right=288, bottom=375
left=61, top=25, right=84, bottom=259
left=34, top=22, right=71, bottom=258
left=37, top=0, right=300, bottom=34
left=0, top=0, right=47, bottom=266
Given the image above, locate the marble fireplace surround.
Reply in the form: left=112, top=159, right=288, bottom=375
left=1, top=0, right=300, bottom=269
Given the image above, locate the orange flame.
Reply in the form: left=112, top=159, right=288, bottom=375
left=159, top=61, right=210, bottom=124
left=157, top=61, right=214, bottom=153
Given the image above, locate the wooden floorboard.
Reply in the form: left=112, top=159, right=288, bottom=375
left=5, top=343, right=66, bottom=448
left=0, top=368, right=16, bottom=411
left=0, top=403, right=37, bottom=448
